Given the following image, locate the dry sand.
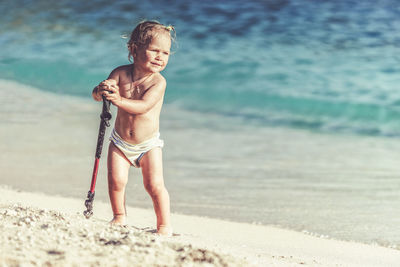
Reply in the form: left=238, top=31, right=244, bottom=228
left=1, top=186, right=400, bottom=267
left=0, top=194, right=247, bottom=267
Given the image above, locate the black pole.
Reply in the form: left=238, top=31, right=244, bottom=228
left=84, top=95, right=112, bottom=219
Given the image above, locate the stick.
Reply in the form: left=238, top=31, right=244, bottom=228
left=84, top=95, right=112, bottom=219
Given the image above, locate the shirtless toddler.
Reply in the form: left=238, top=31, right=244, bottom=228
left=92, top=21, right=175, bottom=236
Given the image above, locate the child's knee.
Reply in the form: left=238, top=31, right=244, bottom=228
left=108, top=177, right=127, bottom=191
left=144, top=180, right=165, bottom=196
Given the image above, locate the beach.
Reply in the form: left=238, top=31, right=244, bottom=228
left=0, top=187, right=249, bottom=267
left=2, top=1, right=400, bottom=265
left=1, top=188, right=400, bottom=267
left=2, top=79, right=400, bottom=246
left=1, top=79, right=400, bottom=266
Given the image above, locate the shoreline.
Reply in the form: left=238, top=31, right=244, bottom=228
left=1, top=186, right=400, bottom=266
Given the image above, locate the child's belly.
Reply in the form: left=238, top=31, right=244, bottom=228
left=114, top=113, right=160, bottom=145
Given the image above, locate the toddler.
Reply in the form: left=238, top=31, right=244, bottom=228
left=92, top=20, right=175, bottom=236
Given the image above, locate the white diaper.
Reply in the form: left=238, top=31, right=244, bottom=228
left=109, top=128, right=164, bottom=168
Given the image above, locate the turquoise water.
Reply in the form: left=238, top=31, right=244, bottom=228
left=1, top=0, right=400, bottom=136
left=1, top=0, right=400, bottom=249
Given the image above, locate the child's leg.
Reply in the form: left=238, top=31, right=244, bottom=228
left=140, top=147, right=172, bottom=235
left=107, top=142, right=131, bottom=225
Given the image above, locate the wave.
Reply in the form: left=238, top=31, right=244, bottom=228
left=1, top=0, right=400, bottom=137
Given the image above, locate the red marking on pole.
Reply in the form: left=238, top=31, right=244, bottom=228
left=90, top=158, right=100, bottom=193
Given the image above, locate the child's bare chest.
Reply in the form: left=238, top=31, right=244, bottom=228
left=119, top=80, right=145, bottom=100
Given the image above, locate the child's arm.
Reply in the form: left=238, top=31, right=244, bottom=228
left=92, top=86, right=102, bottom=101
left=104, top=77, right=166, bottom=114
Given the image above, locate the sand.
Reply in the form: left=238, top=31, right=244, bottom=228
left=0, top=192, right=247, bottom=267
left=1, top=186, right=400, bottom=267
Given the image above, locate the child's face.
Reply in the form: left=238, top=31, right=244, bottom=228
left=134, top=31, right=171, bottom=73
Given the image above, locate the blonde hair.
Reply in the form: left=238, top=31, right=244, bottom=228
left=127, top=20, right=176, bottom=62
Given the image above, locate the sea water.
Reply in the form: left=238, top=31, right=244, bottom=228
left=1, top=0, right=400, bottom=248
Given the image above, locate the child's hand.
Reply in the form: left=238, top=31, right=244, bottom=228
left=92, top=80, right=113, bottom=101
left=93, top=79, right=118, bottom=102
left=98, top=79, right=116, bottom=94
left=102, top=80, right=122, bottom=106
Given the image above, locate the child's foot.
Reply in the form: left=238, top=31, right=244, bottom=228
left=157, top=225, right=173, bottom=237
left=110, top=214, right=126, bottom=226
